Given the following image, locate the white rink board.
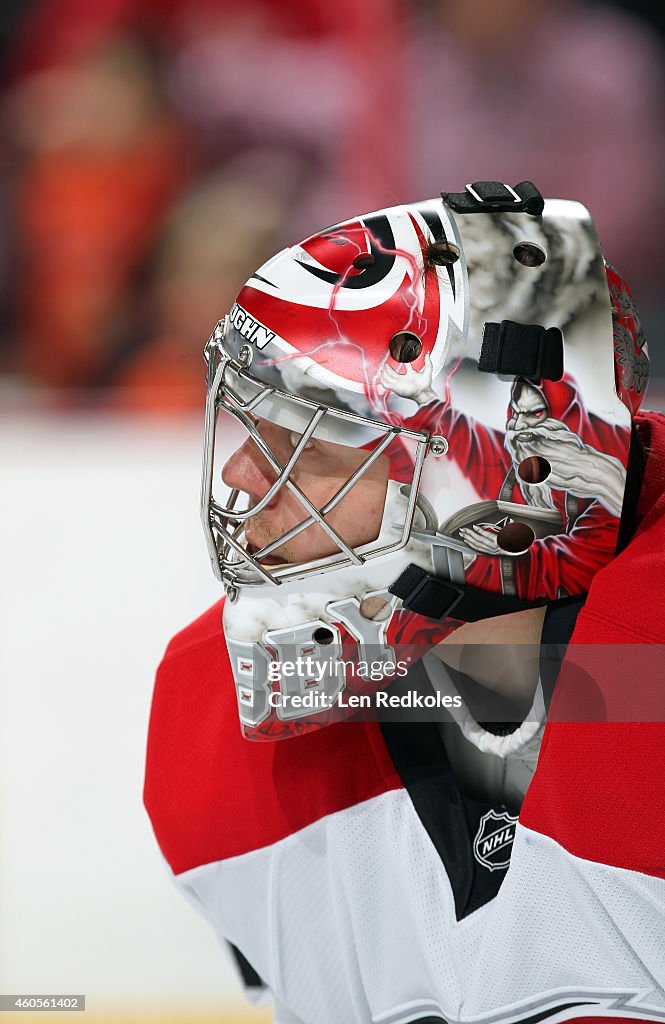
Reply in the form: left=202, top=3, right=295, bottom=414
left=0, top=411, right=248, bottom=1012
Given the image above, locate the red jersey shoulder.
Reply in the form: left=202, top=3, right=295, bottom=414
left=521, top=410, right=665, bottom=877
left=144, top=602, right=402, bottom=876
left=573, top=409, right=665, bottom=644
left=634, top=409, right=665, bottom=545
left=162, top=598, right=226, bottom=660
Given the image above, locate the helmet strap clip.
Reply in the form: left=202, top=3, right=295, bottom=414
left=479, top=320, right=564, bottom=381
left=389, top=564, right=546, bottom=622
left=441, top=180, right=544, bottom=215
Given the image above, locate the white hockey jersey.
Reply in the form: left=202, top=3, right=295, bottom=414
left=145, top=623, right=665, bottom=1023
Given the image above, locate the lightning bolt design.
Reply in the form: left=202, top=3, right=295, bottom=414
left=271, top=212, right=456, bottom=421
left=237, top=202, right=466, bottom=427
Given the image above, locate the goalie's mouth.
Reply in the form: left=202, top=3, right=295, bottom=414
left=246, top=541, right=288, bottom=567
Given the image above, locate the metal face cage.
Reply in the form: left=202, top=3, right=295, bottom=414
left=200, top=319, right=429, bottom=598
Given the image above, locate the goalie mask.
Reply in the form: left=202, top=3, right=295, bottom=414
left=201, top=181, right=648, bottom=740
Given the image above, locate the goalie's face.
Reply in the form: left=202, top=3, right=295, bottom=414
left=221, top=418, right=391, bottom=566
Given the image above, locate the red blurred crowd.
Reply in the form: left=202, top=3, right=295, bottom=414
left=1, top=0, right=664, bottom=412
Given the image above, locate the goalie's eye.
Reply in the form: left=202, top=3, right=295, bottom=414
left=290, top=431, right=316, bottom=451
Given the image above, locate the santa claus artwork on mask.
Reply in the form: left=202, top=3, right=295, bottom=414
left=383, top=359, right=628, bottom=604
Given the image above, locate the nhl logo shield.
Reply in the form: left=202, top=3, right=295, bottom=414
left=473, top=809, right=518, bottom=872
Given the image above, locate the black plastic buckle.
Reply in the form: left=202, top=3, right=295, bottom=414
left=466, top=182, right=520, bottom=207
left=389, top=566, right=465, bottom=621
left=479, top=320, right=563, bottom=381
left=441, top=180, right=544, bottom=216
left=390, top=563, right=549, bottom=622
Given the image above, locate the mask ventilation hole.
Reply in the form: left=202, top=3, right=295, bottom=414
left=513, top=242, right=546, bottom=267
left=389, top=331, right=422, bottom=363
left=517, top=456, right=551, bottom=483
left=353, top=253, right=375, bottom=269
left=497, top=522, right=536, bottom=554
left=313, top=626, right=335, bottom=646
left=425, top=240, right=460, bottom=266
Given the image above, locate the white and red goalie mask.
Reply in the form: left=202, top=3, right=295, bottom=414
left=200, top=184, right=648, bottom=740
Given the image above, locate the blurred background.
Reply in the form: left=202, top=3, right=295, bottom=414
left=1, top=0, right=664, bottom=1021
